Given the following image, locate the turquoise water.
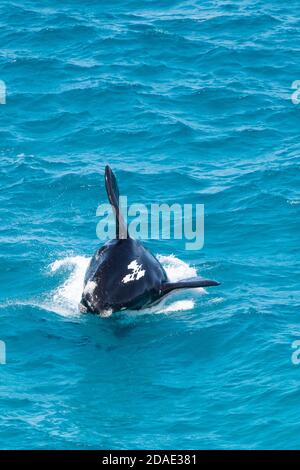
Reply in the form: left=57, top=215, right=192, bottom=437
left=1, top=0, right=300, bottom=450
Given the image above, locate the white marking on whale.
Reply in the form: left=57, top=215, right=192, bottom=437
left=84, top=280, right=97, bottom=295
left=121, top=260, right=145, bottom=284
left=100, top=308, right=113, bottom=318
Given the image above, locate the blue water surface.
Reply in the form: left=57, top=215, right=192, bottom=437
left=0, top=0, right=300, bottom=449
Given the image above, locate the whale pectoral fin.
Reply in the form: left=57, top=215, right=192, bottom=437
left=105, top=165, right=128, bottom=239
left=161, top=277, right=220, bottom=294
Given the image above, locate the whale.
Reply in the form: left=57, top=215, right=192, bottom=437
left=80, top=166, right=220, bottom=316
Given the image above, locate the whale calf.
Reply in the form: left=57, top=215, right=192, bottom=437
left=80, top=166, right=220, bottom=316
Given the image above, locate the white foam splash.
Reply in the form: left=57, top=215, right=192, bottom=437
left=157, top=254, right=197, bottom=281
left=157, top=254, right=205, bottom=294
left=46, top=253, right=204, bottom=317
left=49, top=256, right=90, bottom=316
left=158, top=300, right=195, bottom=313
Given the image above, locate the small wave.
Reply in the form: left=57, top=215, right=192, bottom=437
left=46, top=253, right=204, bottom=318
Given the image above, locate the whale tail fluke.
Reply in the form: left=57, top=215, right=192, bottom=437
left=105, top=165, right=128, bottom=239
left=161, top=277, right=220, bottom=295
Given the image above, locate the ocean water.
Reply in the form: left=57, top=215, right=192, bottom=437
left=0, top=0, right=300, bottom=450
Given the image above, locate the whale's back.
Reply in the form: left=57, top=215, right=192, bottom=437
left=81, top=238, right=167, bottom=314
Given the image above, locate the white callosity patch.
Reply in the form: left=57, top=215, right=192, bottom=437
left=100, top=308, right=113, bottom=318
left=83, top=280, right=97, bottom=296
left=82, top=280, right=98, bottom=310
left=78, top=302, right=88, bottom=313
left=122, top=260, right=145, bottom=284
